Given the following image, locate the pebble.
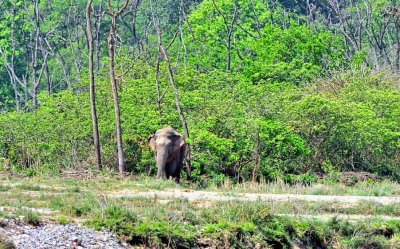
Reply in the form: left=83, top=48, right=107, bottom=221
left=0, top=219, right=127, bottom=249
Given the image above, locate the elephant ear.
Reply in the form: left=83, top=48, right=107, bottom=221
left=172, top=135, right=185, bottom=153
left=148, top=134, right=156, bottom=151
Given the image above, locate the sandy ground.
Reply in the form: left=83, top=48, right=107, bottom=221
left=108, top=188, right=400, bottom=205
left=105, top=189, right=400, bottom=221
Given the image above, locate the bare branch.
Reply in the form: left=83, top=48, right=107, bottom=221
left=165, top=29, right=180, bottom=51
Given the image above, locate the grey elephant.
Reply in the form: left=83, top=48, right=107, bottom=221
left=147, top=127, right=187, bottom=183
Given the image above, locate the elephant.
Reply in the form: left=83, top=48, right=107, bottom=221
left=147, top=127, right=187, bottom=183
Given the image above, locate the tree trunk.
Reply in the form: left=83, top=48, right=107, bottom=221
left=31, top=0, right=40, bottom=109
left=179, top=0, right=188, bottom=69
left=151, top=2, right=191, bottom=179
left=161, top=46, right=192, bottom=176
left=226, top=38, right=231, bottom=71
left=108, top=18, right=125, bottom=176
left=23, top=0, right=49, bottom=109
left=86, top=0, right=103, bottom=170
left=155, top=47, right=163, bottom=121
left=94, top=0, right=103, bottom=72
left=45, top=65, right=52, bottom=94
left=252, top=131, right=260, bottom=182
left=156, top=26, right=192, bottom=179
left=106, top=0, right=129, bottom=176
left=212, top=0, right=238, bottom=72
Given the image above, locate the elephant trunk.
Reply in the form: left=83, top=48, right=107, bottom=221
left=156, top=148, right=168, bottom=180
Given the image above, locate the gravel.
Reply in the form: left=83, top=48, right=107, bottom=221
left=0, top=219, right=128, bottom=249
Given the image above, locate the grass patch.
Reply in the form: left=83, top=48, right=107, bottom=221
left=0, top=235, right=15, bottom=249
left=1, top=175, right=400, bottom=248
left=49, top=192, right=99, bottom=217
left=0, top=185, right=11, bottom=192
left=15, top=184, right=43, bottom=191
left=209, top=178, right=400, bottom=197
left=2, top=174, right=400, bottom=197
left=21, top=210, right=40, bottom=226
left=86, top=198, right=400, bottom=248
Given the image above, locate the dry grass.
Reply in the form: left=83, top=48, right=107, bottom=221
left=0, top=174, right=400, bottom=248
left=0, top=174, right=400, bottom=225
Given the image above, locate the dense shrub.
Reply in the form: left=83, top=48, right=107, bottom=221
left=0, top=0, right=398, bottom=181
left=1, top=68, right=399, bottom=181
left=285, top=72, right=400, bottom=178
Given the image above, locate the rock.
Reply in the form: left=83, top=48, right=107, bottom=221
left=0, top=219, right=127, bottom=249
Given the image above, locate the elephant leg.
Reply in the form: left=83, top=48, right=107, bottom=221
left=157, top=168, right=167, bottom=179
left=168, top=158, right=181, bottom=184
left=155, top=155, right=165, bottom=179
left=156, top=164, right=161, bottom=178
left=165, top=164, right=171, bottom=180
left=179, top=144, right=189, bottom=179
left=160, top=168, right=167, bottom=180
left=157, top=164, right=167, bottom=180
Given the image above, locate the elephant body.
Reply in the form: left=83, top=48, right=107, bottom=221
left=148, top=127, right=187, bottom=183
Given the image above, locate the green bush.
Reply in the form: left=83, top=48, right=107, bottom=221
left=1, top=69, right=399, bottom=181
left=285, top=72, right=400, bottom=179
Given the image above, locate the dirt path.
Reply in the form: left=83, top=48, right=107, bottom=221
left=276, top=213, right=400, bottom=221
left=108, top=189, right=400, bottom=205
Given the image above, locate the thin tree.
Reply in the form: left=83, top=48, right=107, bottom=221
left=106, top=0, right=129, bottom=176
left=151, top=2, right=191, bottom=179
left=252, top=130, right=260, bottom=182
left=212, top=0, right=238, bottom=72
left=0, top=0, right=26, bottom=111
left=178, top=0, right=188, bottom=69
left=86, top=0, right=102, bottom=170
left=24, top=0, right=50, bottom=109
left=94, top=0, right=104, bottom=72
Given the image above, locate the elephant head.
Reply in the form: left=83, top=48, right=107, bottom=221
left=148, top=127, right=187, bottom=183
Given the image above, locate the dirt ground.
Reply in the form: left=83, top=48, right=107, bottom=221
left=108, top=188, right=400, bottom=205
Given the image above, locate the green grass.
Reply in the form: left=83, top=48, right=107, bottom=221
left=209, top=178, right=400, bottom=196
left=1, top=175, right=400, bottom=221
left=15, top=184, right=44, bottom=191
left=0, top=185, right=11, bottom=192
left=86, top=199, right=400, bottom=248
left=21, top=210, right=40, bottom=226
left=0, top=237, right=15, bottom=249
left=0, top=174, right=400, bottom=248
left=2, top=174, right=400, bottom=197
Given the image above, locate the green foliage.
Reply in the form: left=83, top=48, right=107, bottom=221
left=186, top=0, right=345, bottom=83
left=1, top=64, right=400, bottom=181
left=0, top=90, right=91, bottom=172
left=0, top=0, right=398, bottom=183
left=285, top=72, right=400, bottom=178
left=244, top=25, right=345, bottom=84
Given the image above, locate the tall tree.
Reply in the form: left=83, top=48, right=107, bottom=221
left=86, top=0, right=102, bottom=170
left=0, top=0, right=25, bottom=111
left=24, top=0, right=50, bottom=109
left=106, top=0, right=129, bottom=176
left=151, top=1, right=192, bottom=179
left=94, top=0, right=105, bottom=72
left=212, top=0, right=238, bottom=72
